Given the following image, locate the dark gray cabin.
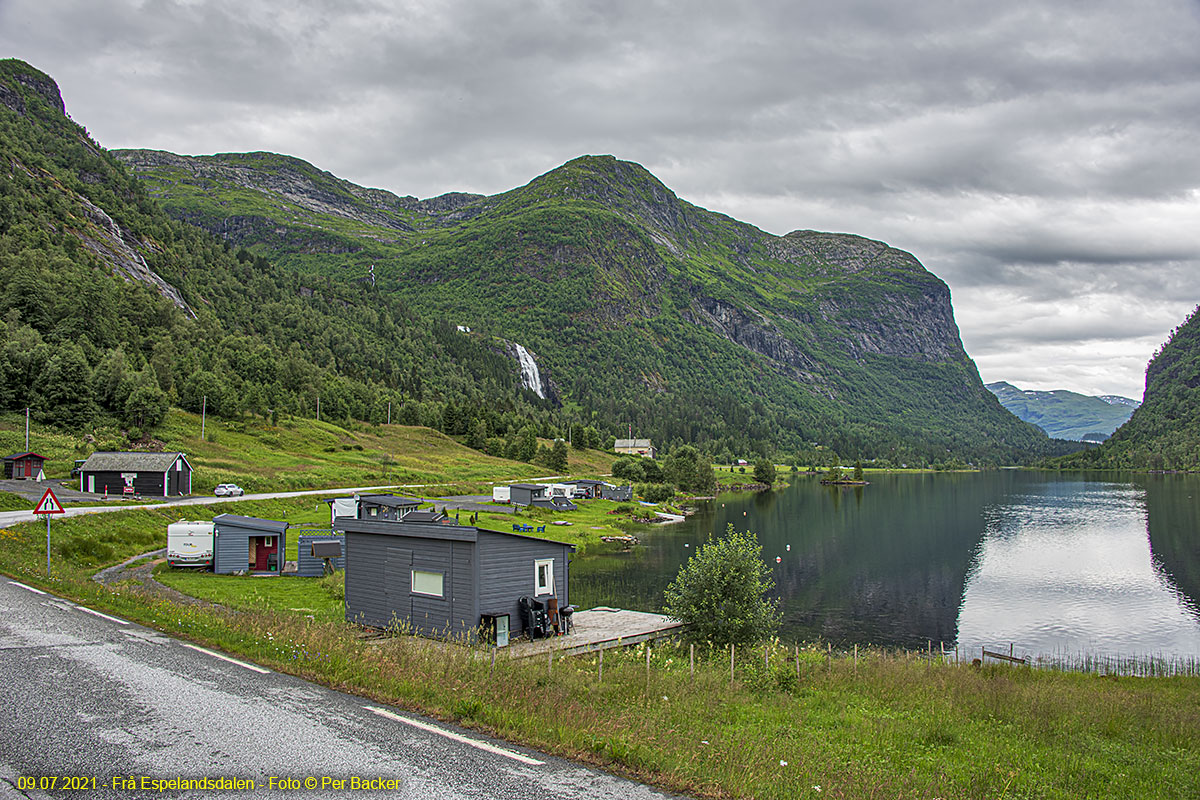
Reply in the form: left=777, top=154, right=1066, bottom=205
left=336, top=516, right=573, bottom=640
left=358, top=494, right=422, bottom=521
left=327, top=494, right=422, bottom=524
left=509, top=483, right=549, bottom=507
left=78, top=451, right=192, bottom=497
left=296, top=534, right=345, bottom=577
left=600, top=484, right=633, bottom=501
left=213, top=514, right=288, bottom=574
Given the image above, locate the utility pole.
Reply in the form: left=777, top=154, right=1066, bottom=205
left=387, top=401, right=391, bottom=425
left=317, top=395, right=320, bottom=421
left=201, top=395, right=207, bottom=441
left=25, top=407, right=30, bottom=450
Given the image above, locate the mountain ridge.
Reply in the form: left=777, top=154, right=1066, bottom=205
left=985, top=381, right=1139, bottom=441
left=117, top=146, right=1056, bottom=463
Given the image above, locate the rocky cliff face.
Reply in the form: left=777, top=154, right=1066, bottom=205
left=0, top=61, right=192, bottom=316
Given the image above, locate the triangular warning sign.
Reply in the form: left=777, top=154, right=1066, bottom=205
left=33, top=487, right=64, bottom=515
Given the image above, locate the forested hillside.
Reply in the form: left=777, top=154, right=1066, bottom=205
left=116, top=148, right=1057, bottom=465
left=0, top=59, right=555, bottom=445
left=1060, top=306, right=1200, bottom=470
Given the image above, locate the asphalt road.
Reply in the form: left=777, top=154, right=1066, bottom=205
left=0, top=580, right=681, bottom=800
left=0, top=483, right=410, bottom=531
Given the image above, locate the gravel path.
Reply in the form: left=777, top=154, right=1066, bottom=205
left=92, top=547, right=212, bottom=606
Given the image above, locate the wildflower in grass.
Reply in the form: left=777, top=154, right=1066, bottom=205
left=780, top=760, right=787, bottom=767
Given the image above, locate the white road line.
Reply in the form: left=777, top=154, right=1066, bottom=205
left=364, top=705, right=545, bottom=766
left=7, top=580, right=47, bottom=595
left=73, top=605, right=129, bottom=625
left=181, top=643, right=271, bottom=674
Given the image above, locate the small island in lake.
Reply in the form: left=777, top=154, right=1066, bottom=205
left=819, top=465, right=870, bottom=485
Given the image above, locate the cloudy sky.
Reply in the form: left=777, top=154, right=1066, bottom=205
left=3, top=0, right=1198, bottom=399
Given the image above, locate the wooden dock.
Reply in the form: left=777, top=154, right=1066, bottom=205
left=504, top=607, right=684, bottom=658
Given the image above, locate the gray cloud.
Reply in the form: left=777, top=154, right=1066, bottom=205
left=2, top=0, right=1199, bottom=398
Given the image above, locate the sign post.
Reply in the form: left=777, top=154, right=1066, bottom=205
left=33, top=487, right=64, bottom=575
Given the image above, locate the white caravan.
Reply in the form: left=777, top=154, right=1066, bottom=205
left=166, top=520, right=215, bottom=568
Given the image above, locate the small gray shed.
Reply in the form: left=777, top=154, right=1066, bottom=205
left=296, top=534, right=345, bottom=577
left=336, top=516, right=574, bottom=640
left=509, top=483, right=549, bottom=507
left=213, top=514, right=288, bottom=574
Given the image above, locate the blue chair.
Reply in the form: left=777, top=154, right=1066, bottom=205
left=513, top=524, right=521, bottom=532
left=537, top=525, right=546, bottom=533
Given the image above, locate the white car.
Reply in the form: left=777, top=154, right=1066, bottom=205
left=214, top=483, right=245, bottom=497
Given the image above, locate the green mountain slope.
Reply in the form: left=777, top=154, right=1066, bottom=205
left=0, top=59, right=543, bottom=437
left=1061, top=306, right=1200, bottom=470
left=115, top=147, right=1055, bottom=464
left=985, top=381, right=1139, bottom=441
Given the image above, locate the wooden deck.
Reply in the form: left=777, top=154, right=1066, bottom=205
left=505, top=607, right=684, bottom=658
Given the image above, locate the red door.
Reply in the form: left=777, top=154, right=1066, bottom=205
left=254, top=536, right=278, bottom=571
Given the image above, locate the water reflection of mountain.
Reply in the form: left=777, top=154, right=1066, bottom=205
left=572, top=473, right=1012, bottom=649
left=1144, top=474, right=1200, bottom=614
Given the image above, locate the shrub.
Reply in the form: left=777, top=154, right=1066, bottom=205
left=637, top=482, right=675, bottom=503
left=663, top=523, right=781, bottom=647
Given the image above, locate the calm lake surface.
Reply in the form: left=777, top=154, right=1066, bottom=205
left=571, top=471, right=1200, bottom=660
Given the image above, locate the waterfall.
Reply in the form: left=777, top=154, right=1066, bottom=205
left=514, top=344, right=546, bottom=399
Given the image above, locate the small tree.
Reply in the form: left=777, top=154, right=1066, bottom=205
left=753, top=459, right=776, bottom=486
left=663, top=524, right=781, bottom=647
left=466, top=418, right=488, bottom=450
left=548, top=438, right=568, bottom=472
left=853, top=460, right=864, bottom=481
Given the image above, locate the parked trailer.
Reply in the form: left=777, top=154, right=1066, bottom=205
left=491, top=485, right=511, bottom=503
left=167, top=520, right=215, bottom=568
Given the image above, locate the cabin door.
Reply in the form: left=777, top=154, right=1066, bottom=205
left=385, top=547, right=414, bottom=625
left=253, top=536, right=278, bottom=571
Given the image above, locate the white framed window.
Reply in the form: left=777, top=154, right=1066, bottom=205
left=412, top=569, right=444, bottom=597
left=534, top=558, right=554, bottom=596
left=264, top=536, right=274, bottom=547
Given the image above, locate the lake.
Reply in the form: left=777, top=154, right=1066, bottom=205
left=570, top=471, right=1200, bottom=662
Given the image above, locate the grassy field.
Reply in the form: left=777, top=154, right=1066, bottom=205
left=2, top=500, right=1199, bottom=799
left=1, top=408, right=618, bottom=492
